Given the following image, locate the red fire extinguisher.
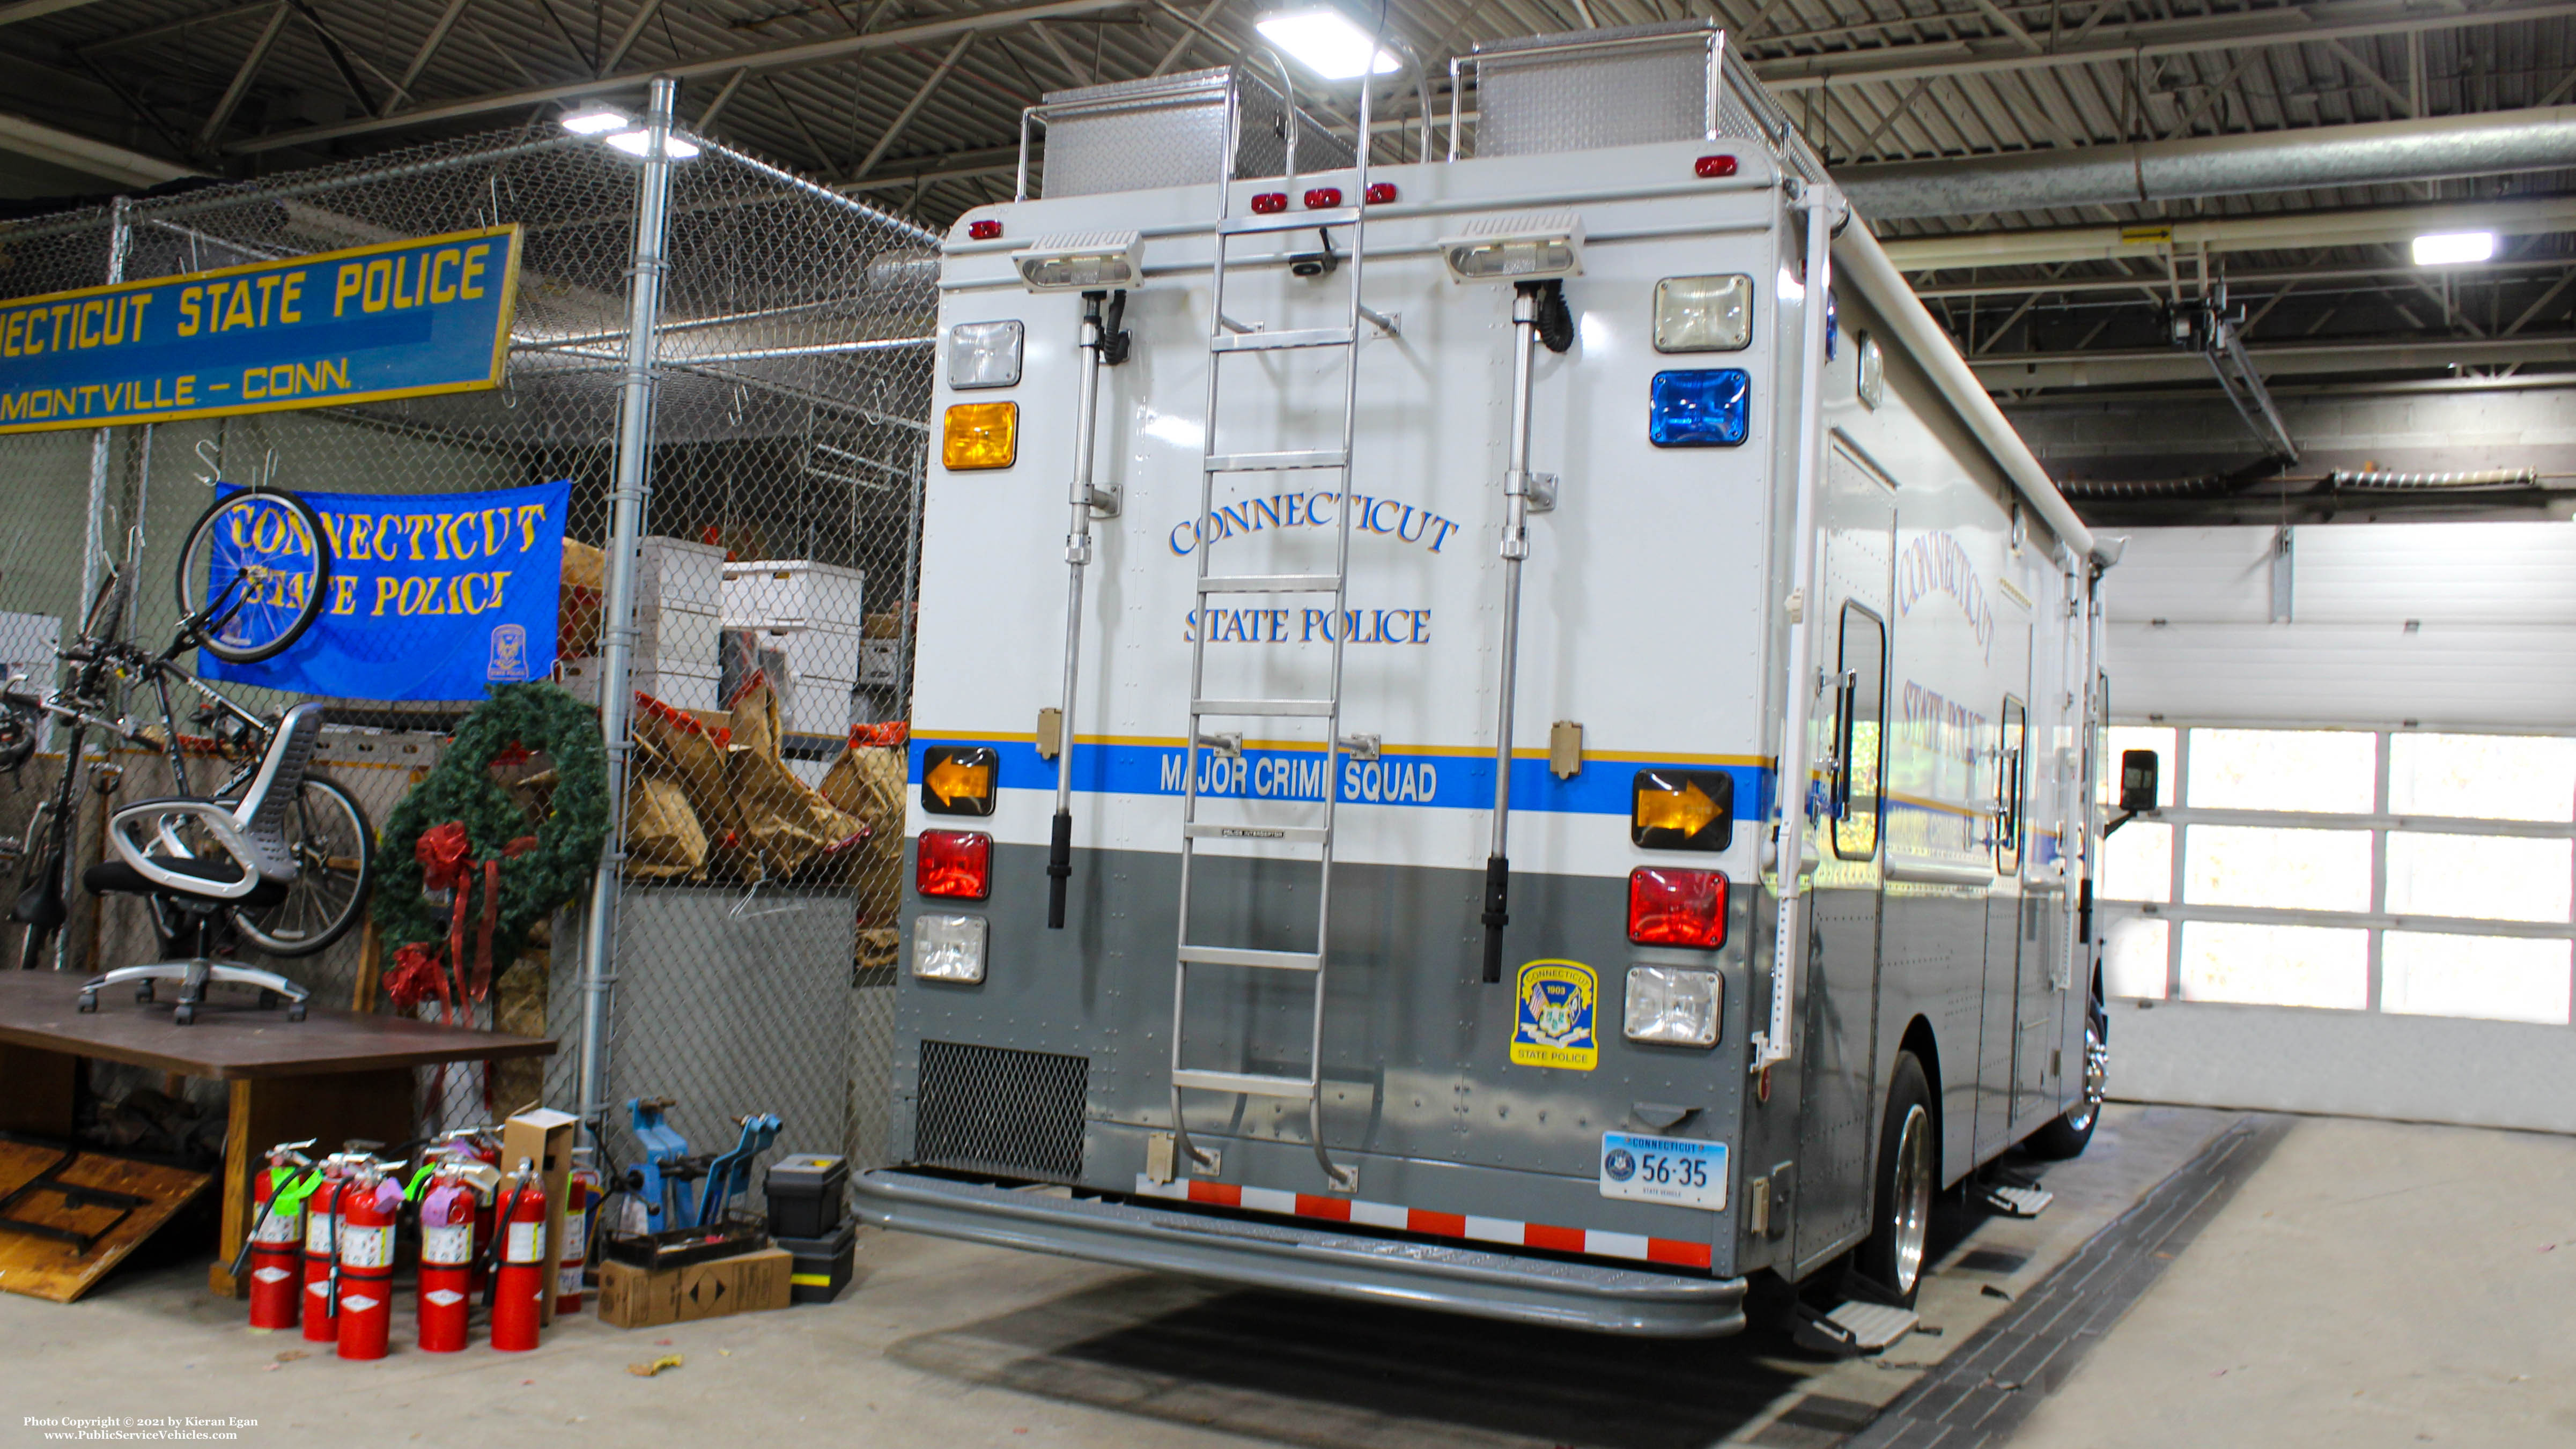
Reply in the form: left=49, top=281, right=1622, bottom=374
left=299, top=1156, right=353, bottom=1344
left=430, top=1126, right=503, bottom=1293
left=245, top=1140, right=315, bottom=1330
left=490, top=1157, right=550, bottom=1352
left=557, top=1153, right=601, bottom=1315
left=335, top=1162, right=401, bottom=1362
left=416, top=1162, right=496, bottom=1353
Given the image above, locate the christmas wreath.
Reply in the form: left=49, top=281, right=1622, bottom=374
left=375, top=682, right=608, bottom=1016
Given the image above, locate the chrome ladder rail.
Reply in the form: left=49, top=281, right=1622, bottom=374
left=1167, top=73, right=1377, bottom=1195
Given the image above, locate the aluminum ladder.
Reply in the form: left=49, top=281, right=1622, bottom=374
left=1167, top=77, right=1381, bottom=1195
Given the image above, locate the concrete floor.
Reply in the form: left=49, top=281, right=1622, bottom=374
left=2012, top=1117, right=2576, bottom=1449
left=1, top=1108, right=2563, bottom=1447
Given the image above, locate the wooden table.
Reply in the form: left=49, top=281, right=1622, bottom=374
left=0, top=972, right=553, bottom=1297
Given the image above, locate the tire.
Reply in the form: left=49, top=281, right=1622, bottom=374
left=1858, top=1052, right=1937, bottom=1307
left=228, top=773, right=373, bottom=957
left=2025, top=984, right=2108, bottom=1161
left=175, top=490, right=332, bottom=665
left=10, top=797, right=64, bottom=970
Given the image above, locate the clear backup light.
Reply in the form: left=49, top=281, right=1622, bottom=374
left=1014, top=230, right=1144, bottom=293
left=947, top=320, right=1024, bottom=390
left=1654, top=275, right=1752, bottom=353
left=1625, top=965, right=1721, bottom=1047
left=1440, top=211, right=1584, bottom=283
left=913, top=913, right=988, bottom=983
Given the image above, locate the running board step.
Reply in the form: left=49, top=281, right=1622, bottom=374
left=1792, top=1300, right=1921, bottom=1357
left=1981, top=1183, right=2054, bottom=1218
left=1171, top=1068, right=1316, bottom=1097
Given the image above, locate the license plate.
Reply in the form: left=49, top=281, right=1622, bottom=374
left=1598, top=1132, right=1727, bottom=1211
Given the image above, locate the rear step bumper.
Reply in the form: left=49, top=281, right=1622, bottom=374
left=855, top=1168, right=1748, bottom=1337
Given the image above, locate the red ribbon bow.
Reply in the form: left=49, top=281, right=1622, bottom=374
left=385, top=822, right=536, bottom=1023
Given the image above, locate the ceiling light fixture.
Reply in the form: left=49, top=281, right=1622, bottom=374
left=559, top=107, right=628, bottom=136
left=2411, top=230, right=2497, bottom=267
left=605, top=129, right=701, bottom=160
left=1254, top=8, right=1400, bottom=79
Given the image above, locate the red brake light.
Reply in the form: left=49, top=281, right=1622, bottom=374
left=1694, top=154, right=1738, bottom=179
left=1364, top=182, right=1397, bottom=205
left=918, top=830, right=992, bottom=900
left=1251, top=192, right=1288, bottom=214
left=1304, top=186, right=1343, bottom=209
left=1629, top=868, right=1726, bottom=948
left=966, top=218, right=1002, bottom=240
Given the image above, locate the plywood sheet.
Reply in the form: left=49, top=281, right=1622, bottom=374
left=0, top=1142, right=209, bottom=1303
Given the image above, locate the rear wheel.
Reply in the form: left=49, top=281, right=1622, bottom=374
left=1858, top=1052, right=1936, bottom=1307
left=2026, top=982, right=2108, bottom=1160
left=175, top=490, right=331, bottom=665
left=10, top=797, right=64, bottom=970
left=228, top=774, right=372, bottom=957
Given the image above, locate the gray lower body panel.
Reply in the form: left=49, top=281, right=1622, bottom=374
left=857, top=1167, right=1750, bottom=1338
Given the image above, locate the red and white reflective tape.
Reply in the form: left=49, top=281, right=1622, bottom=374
left=1133, top=1174, right=1713, bottom=1270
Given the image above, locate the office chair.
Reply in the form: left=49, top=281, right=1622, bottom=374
left=77, top=703, right=326, bottom=1025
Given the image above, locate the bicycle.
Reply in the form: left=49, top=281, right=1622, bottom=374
left=3, top=471, right=372, bottom=973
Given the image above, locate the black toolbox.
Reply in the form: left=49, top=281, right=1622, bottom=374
left=773, top=1218, right=857, bottom=1304
left=764, top=1154, right=848, bottom=1240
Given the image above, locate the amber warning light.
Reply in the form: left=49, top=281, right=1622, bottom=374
left=921, top=746, right=998, bottom=816
left=1630, top=768, right=1734, bottom=851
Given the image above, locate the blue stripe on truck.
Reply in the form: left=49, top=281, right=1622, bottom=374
left=910, top=737, right=1775, bottom=820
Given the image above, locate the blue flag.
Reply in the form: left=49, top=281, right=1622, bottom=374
left=203, top=479, right=569, bottom=703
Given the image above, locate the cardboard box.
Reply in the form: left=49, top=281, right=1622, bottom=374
left=501, top=1109, right=578, bottom=1328
left=596, top=1247, right=793, bottom=1328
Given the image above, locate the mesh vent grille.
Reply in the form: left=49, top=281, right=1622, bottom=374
left=916, top=1040, right=1088, bottom=1182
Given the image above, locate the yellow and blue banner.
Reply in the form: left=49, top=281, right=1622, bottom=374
left=0, top=224, right=521, bottom=434
left=202, top=479, right=567, bottom=703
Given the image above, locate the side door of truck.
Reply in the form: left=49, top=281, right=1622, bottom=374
left=1793, top=442, right=1896, bottom=1275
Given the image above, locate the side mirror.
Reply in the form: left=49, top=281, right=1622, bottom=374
left=2119, top=749, right=2160, bottom=814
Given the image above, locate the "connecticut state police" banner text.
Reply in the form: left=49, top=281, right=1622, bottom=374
left=202, top=479, right=567, bottom=703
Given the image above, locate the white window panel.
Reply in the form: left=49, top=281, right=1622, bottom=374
left=2099, top=820, right=2172, bottom=903
left=2180, top=921, right=2368, bottom=1009
left=2185, top=728, right=2376, bottom=813
left=2382, top=933, right=2573, bottom=1026
left=2102, top=726, right=2176, bottom=809
left=2184, top=824, right=2373, bottom=913
left=2103, top=915, right=2169, bottom=999
left=2385, top=833, right=2573, bottom=925
left=2388, top=734, right=2576, bottom=823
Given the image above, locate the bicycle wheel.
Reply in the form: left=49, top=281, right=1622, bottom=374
left=176, top=490, right=333, bottom=666
left=10, top=797, right=63, bottom=970
left=228, top=773, right=372, bottom=957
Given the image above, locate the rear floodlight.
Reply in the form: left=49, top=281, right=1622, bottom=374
left=604, top=129, right=700, bottom=160
left=1440, top=212, right=1584, bottom=284
left=1256, top=8, right=1400, bottom=79
left=1013, top=230, right=1144, bottom=293
left=560, top=107, right=627, bottom=136
left=2412, top=230, right=2497, bottom=267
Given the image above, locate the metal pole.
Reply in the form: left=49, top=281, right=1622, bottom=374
left=1757, top=186, right=1839, bottom=1071
left=1478, top=285, right=1540, bottom=985
left=1046, top=292, right=1109, bottom=929
left=61, top=196, right=130, bottom=973
left=577, top=75, right=678, bottom=1147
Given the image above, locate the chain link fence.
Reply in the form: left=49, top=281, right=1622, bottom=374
left=0, top=122, right=935, bottom=1182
